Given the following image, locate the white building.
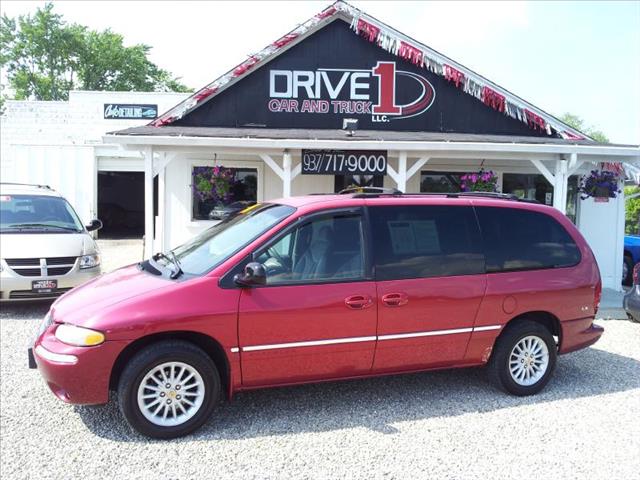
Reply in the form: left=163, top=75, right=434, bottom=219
left=1, top=1, right=638, bottom=291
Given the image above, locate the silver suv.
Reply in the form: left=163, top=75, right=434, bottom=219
left=0, top=183, right=102, bottom=301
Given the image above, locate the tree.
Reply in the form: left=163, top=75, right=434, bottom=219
left=0, top=3, right=190, bottom=101
left=560, top=113, right=609, bottom=143
left=625, top=186, right=640, bottom=235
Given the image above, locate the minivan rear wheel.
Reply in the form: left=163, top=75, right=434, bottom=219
left=117, top=340, right=221, bottom=439
left=488, top=320, right=557, bottom=396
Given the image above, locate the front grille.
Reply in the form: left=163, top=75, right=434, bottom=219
left=48, top=267, right=73, bottom=276
left=13, top=268, right=42, bottom=277
left=5, top=258, right=39, bottom=266
left=47, top=257, right=77, bottom=266
left=5, top=257, right=76, bottom=277
left=9, top=288, right=72, bottom=299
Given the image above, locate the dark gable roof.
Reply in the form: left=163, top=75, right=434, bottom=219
left=110, top=125, right=629, bottom=147
left=115, top=1, right=589, bottom=140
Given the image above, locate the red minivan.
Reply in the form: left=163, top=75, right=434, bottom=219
left=30, top=191, right=604, bottom=438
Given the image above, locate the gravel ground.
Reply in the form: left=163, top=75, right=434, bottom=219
left=1, top=305, right=639, bottom=480
left=96, top=239, right=143, bottom=273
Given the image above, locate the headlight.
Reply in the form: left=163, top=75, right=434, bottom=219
left=55, top=324, right=105, bottom=346
left=79, top=254, right=100, bottom=269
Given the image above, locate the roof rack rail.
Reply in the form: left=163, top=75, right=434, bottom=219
left=446, top=191, right=540, bottom=203
left=339, top=186, right=402, bottom=195
left=0, top=182, right=51, bottom=189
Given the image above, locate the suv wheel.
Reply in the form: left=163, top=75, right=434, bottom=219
left=117, top=340, right=221, bottom=439
left=488, top=320, right=557, bottom=396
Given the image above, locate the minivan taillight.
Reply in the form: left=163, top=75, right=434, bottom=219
left=594, top=279, right=602, bottom=313
left=633, top=263, right=640, bottom=286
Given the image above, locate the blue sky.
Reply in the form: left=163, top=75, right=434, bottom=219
left=2, top=1, right=639, bottom=144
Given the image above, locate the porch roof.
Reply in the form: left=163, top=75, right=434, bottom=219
left=105, top=126, right=640, bottom=161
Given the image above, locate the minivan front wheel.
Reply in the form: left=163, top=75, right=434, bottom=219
left=488, top=320, right=557, bottom=396
left=117, top=340, right=221, bottom=439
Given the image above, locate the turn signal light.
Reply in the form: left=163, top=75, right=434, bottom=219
left=55, top=324, right=105, bottom=346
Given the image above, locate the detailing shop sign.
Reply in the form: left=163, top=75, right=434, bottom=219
left=267, top=61, right=435, bottom=123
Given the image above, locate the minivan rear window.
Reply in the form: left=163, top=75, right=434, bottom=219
left=370, top=206, right=484, bottom=281
left=476, top=207, right=581, bottom=273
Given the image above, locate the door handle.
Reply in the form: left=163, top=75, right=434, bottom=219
left=382, top=292, right=409, bottom=307
left=345, top=295, right=373, bottom=310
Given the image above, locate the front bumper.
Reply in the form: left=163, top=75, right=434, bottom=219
left=0, top=265, right=101, bottom=301
left=31, top=327, right=129, bottom=405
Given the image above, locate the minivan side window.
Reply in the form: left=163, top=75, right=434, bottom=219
left=475, top=207, right=581, bottom=273
left=369, top=206, right=484, bottom=281
left=256, top=214, right=365, bottom=285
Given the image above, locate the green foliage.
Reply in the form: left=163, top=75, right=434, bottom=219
left=0, top=3, right=191, bottom=101
left=560, top=113, right=609, bottom=143
left=625, top=186, right=640, bottom=235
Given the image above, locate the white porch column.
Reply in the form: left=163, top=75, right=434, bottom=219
left=282, top=150, right=292, bottom=197
left=395, top=152, right=408, bottom=192
left=553, top=158, right=569, bottom=214
left=260, top=151, right=300, bottom=198
left=157, top=154, right=166, bottom=253
left=143, top=146, right=154, bottom=258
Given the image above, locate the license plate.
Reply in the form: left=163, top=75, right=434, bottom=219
left=32, top=280, right=57, bottom=293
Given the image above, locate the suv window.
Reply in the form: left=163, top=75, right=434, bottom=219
left=257, top=213, right=365, bottom=285
left=369, top=206, right=484, bottom=281
left=476, top=207, right=581, bottom=273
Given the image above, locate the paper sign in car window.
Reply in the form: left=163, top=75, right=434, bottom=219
left=388, top=221, right=416, bottom=254
left=412, top=220, right=440, bottom=254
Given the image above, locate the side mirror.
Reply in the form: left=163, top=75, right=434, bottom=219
left=86, top=219, right=103, bottom=232
left=234, top=262, right=267, bottom=287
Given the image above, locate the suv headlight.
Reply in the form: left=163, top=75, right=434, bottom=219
left=55, top=324, right=105, bottom=346
left=79, top=254, right=100, bottom=269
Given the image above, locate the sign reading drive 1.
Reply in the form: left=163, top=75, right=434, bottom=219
left=302, top=150, right=387, bottom=175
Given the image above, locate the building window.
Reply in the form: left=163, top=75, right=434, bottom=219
left=192, top=166, right=258, bottom=221
left=420, top=171, right=464, bottom=193
left=502, top=173, right=579, bottom=224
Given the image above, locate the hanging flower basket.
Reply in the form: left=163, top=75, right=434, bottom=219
left=460, top=169, right=498, bottom=192
left=578, top=169, right=622, bottom=201
left=193, top=166, right=237, bottom=204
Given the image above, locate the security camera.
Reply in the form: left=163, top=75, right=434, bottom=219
left=342, top=118, right=358, bottom=136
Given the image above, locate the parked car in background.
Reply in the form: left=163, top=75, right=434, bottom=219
left=30, top=191, right=603, bottom=438
left=208, top=201, right=255, bottom=220
left=623, top=263, right=640, bottom=323
left=623, top=235, right=640, bottom=285
left=0, top=183, right=103, bottom=301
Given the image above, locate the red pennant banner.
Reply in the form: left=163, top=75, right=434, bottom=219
left=152, top=116, right=176, bottom=127
left=481, top=86, right=506, bottom=113
left=193, top=87, right=218, bottom=103
left=357, top=19, right=380, bottom=42
left=316, top=6, right=337, bottom=20
left=398, top=42, right=423, bottom=66
left=444, top=65, right=465, bottom=88
left=525, top=109, right=546, bottom=131
left=233, top=56, right=259, bottom=77
left=272, top=33, right=299, bottom=49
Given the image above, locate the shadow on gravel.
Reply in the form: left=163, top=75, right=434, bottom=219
left=0, top=301, right=52, bottom=320
left=76, top=345, right=640, bottom=442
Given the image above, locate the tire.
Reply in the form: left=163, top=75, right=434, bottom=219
left=623, top=256, right=634, bottom=286
left=117, top=340, right=221, bottom=439
left=488, top=320, right=557, bottom=396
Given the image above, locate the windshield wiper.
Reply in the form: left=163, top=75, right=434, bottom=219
left=168, top=251, right=184, bottom=279
left=152, top=252, right=183, bottom=279
left=9, top=223, right=80, bottom=232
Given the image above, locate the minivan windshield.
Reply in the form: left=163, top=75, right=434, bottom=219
left=0, top=194, right=84, bottom=233
left=156, top=203, right=295, bottom=276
